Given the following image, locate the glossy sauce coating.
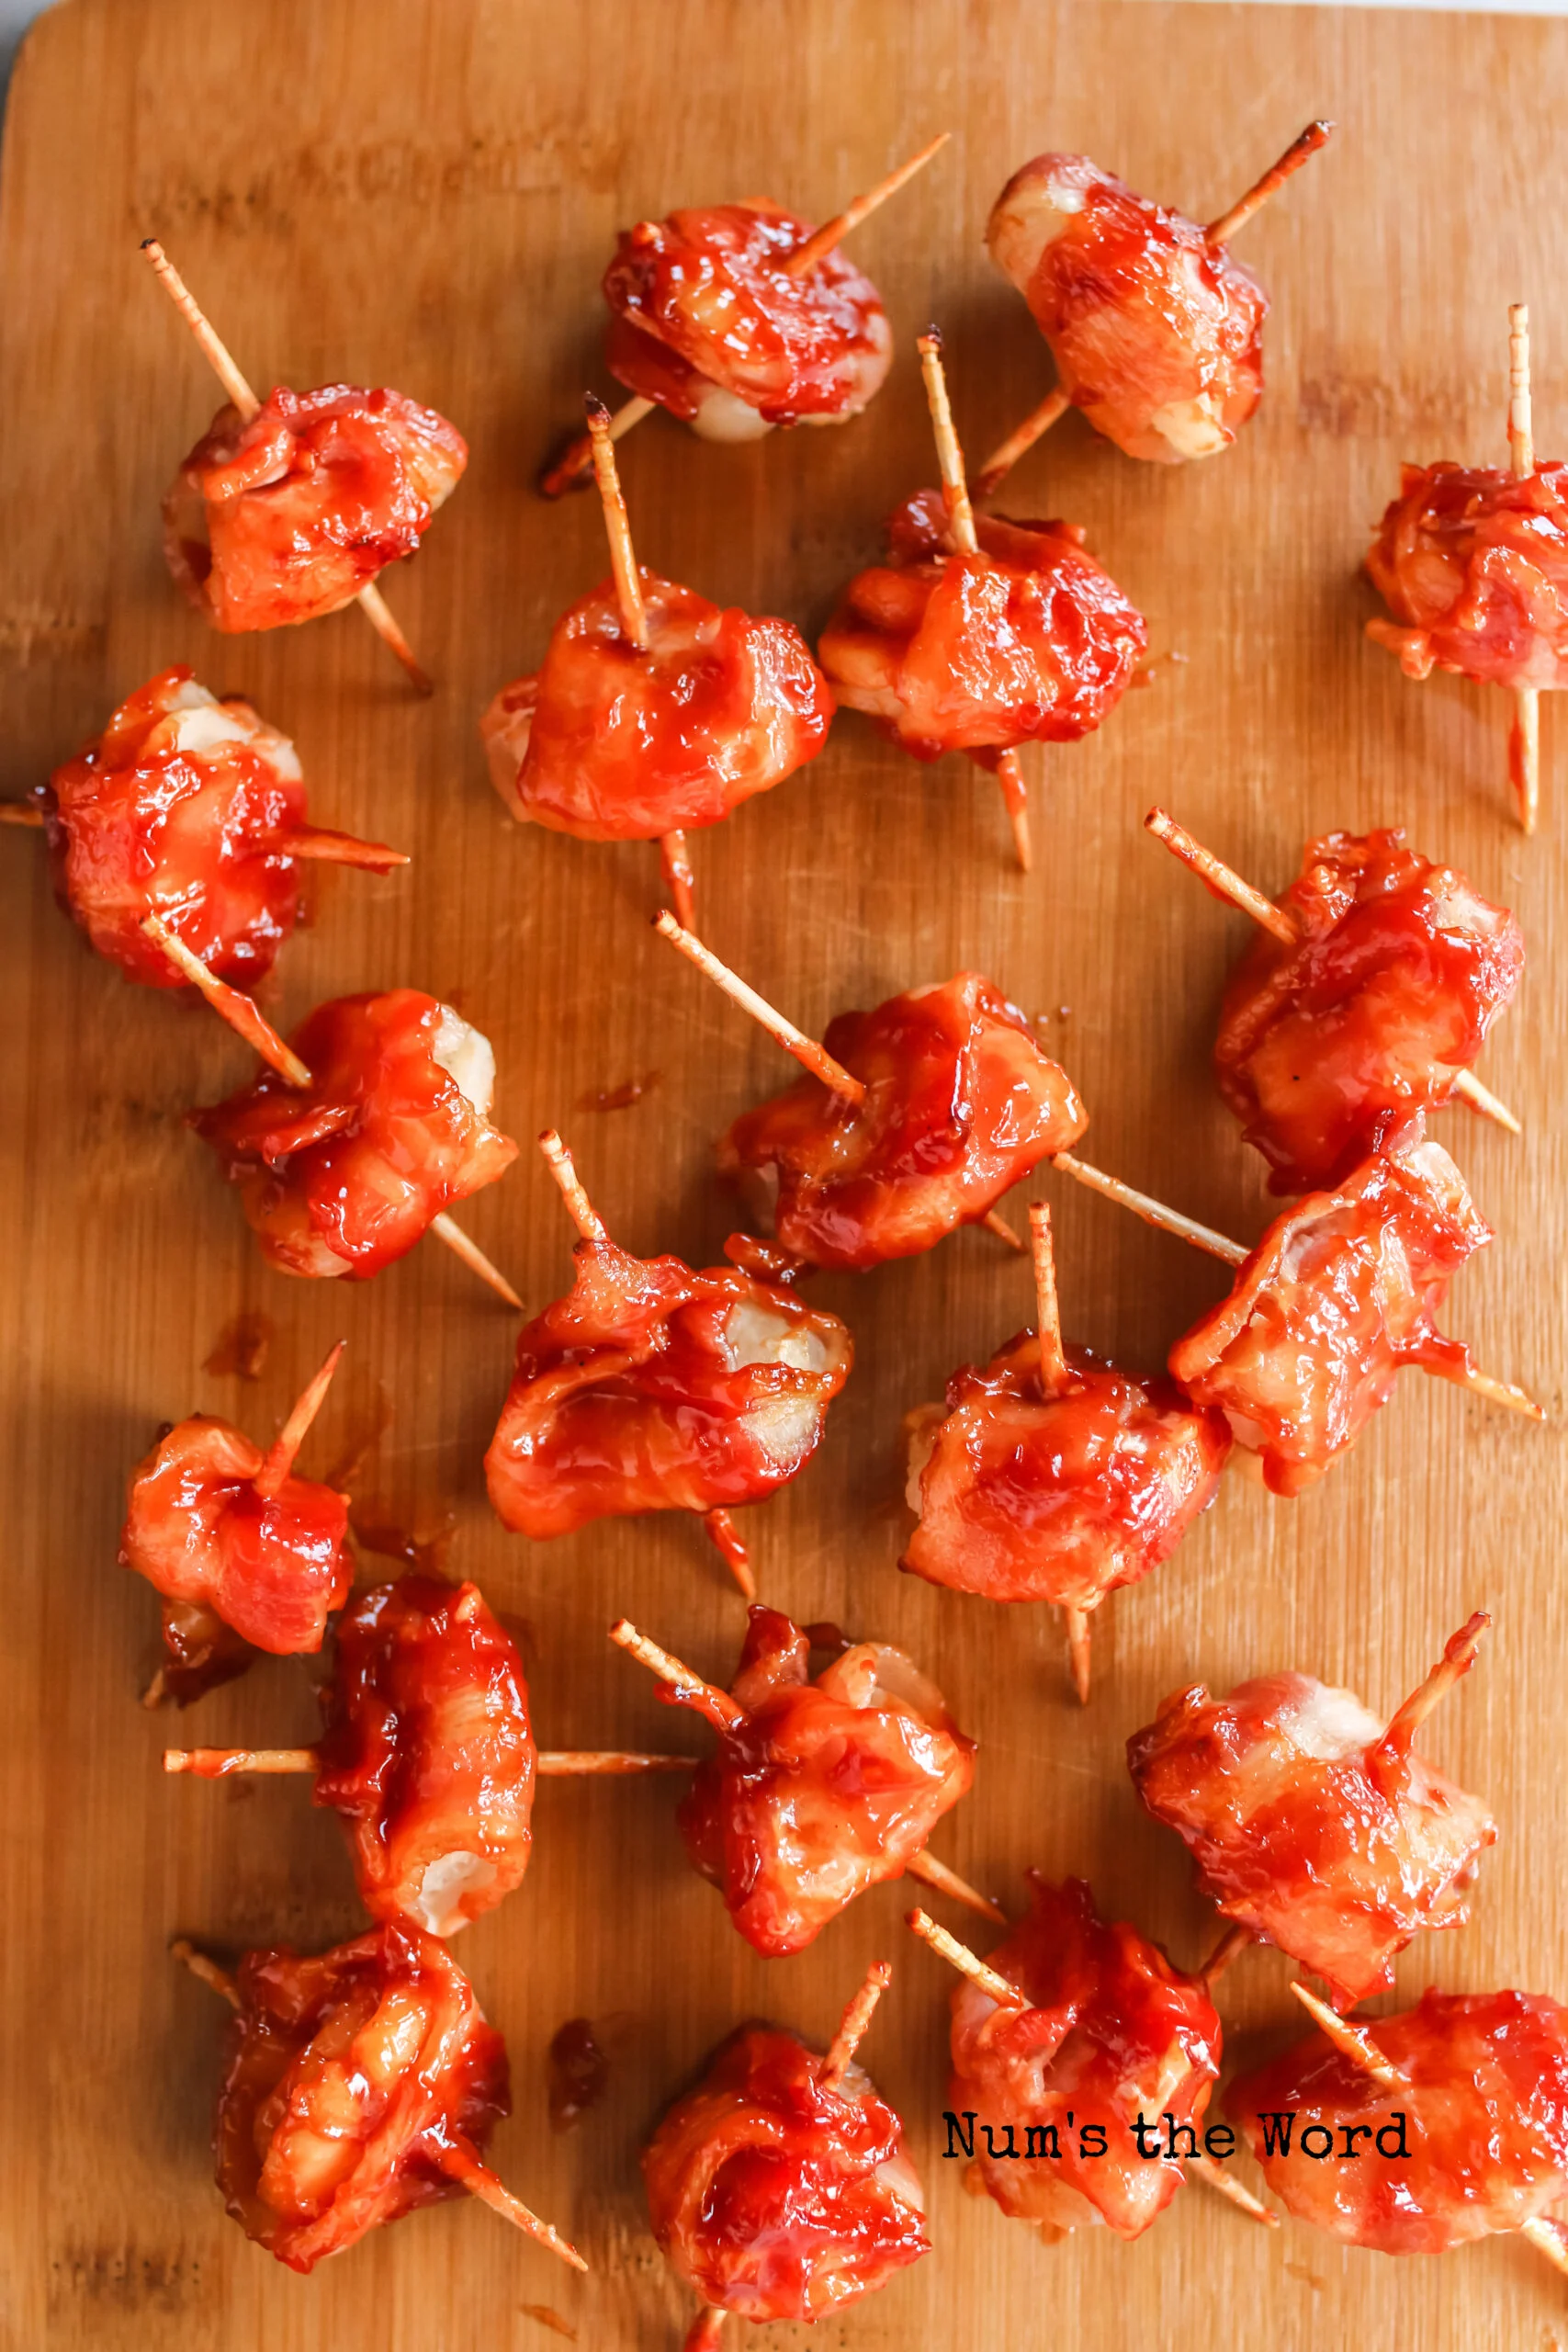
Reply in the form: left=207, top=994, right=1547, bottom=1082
left=1168, top=1125, right=1491, bottom=1495
left=484, top=1237, right=851, bottom=1538
left=902, top=1335, right=1230, bottom=1607
left=987, top=154, right=1266, bottom=463
left=214, top=1922, right=509, bottom=2272
left=1228, top=1990, right=1568, bottom=2252
left=1366, top=460, right=1568, bottom=691
left=818, top=491, right=1146, bottom=757
left=481, top=574, right=832, bottom=840
left=643, top=2021, right=928, bottom=2319
left=603, top=201, right=893, bottom=435
left=45, top=668, right=306, bottom=988
left=948, top=1875, right=1221, bottom=2238
left=1128, top=1668, right=1496, bottom=2006
left=191, top=991, right=518, bottom=1279
left=1215, top=830, right=1523, bottom=1193
left=677, top=1606, right=975, bottom=1955
left=314, top=1577, right=536, bottom=1937
left=120, top=1412, right=350, bottom=1659
left=719, top=972, right=1088, bottom=1271
left=164, top=385, right=467, bottom=633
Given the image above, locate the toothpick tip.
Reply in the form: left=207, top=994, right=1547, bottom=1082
left=584, top=390, right=611, bottom=426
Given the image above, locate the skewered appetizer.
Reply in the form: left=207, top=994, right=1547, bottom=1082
left=644, top=1963, right=927, bottom=2346
left=977, top=122, right=1331, bottom=491
left=1129, top=1615, right=1495, bottom=2007
left=26, top=668, right=403, bottom=989
left=122, top=1342, right=349, bottom=1705
left=1229, top=1986, right=1568, bottom=2264
left=143, top=242, right=460, bottom=688
left=487, top=400, right=830, bottom=928
left=179, top=1923, right=581, bottom=2273
left=1146, top=810, right=1523, bottom=1194
left=164, top=1574, right=683, bottom=1935
left=539, top=136, right=946, bottom=492
left=902, top=1206, right=1229, bottom=1699
left=908, top=1880, right=1252, bottom=2242
left=612, top=1608, right=1000, bottom=1954
left=1367, top=305, right=1556, bottom=829
left=485, top=1134, right=850, bottom=1593
left=818, top=333, right=1145, bottom=867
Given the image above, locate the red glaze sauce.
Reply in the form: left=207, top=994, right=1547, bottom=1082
left=119, top=1413, right=350, bottom=1658
left=547, top=2018, right=611, bottom=2132
left=603, top=201, right=893, bottom=427
left=1228, top=1990, right=1568, bottom=2253
left=1168, top=1123, right=1491, bottom=1495
left=677, top=1605, right=975, bottom=1956
left=484, top=1239, right=851, bottom=1539
left=987, top=153, right=1266, bottom=464
left=1215, top=830, right=1523, bottom=1193
left=44, top=668, right=307, bottom=989
left=1129, top=1657, right=1495, bottom=2006
left=214, top=1922, right=509, bottom=2272
left=948, top=1875, right=1221, bottom=2239
left=719, top=972, right=1088, bottom=1271
left=643, top=2021, right=928, bottom=2321
left=902, top=1336, right=1230, bottom=1608
left=164, top=385, right=467, bottom=633
left=1366, top=460, right=1568, bottom=691
left=190, top=990, right=518, bottom=1280
left=314, top=1577, right=536, bottom=1938
left=819, top=492, right=1145, bottom=757
left=481, top=575, right=831, bottom=840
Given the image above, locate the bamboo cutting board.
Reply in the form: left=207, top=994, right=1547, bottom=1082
left=3, top=1, right=1566, bottom=2346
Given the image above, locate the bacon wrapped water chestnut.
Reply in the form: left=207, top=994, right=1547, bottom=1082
left=121, top=1342, right=350, bottom=1704
left=612, top=1607, right=998, bottom=1956
left=1128, top=1615, right=1497, bottom=2007
left=190, top=989, right=518, bottom=1282
left=921, top=1875, right=1224, bottom=2241
left=39, top=668, right=402, bottom=990
left=199, top=1921, right=581, bottom=2274
left=484, top=1134, right=850, bottom=1559
left=1228, top=1988, right=1568, bottom=2257
left=643, top=1964, right=927, bottom=2340
left=977, top=125, right=1331, bottom=490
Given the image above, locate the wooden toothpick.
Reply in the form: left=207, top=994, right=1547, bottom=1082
left=609, top=1619, right=747, bottom=1734
left=252, top=1340, right=344, bottom=1499
left=905, top=1906, right=1026, bottom=2009
left=819, top=1959, right=893, bottom=2091
left=537, top=1128, right=611, bottom=1242
left=1373, top=1611, right=1489, bottom=1766
left=652, top=908, right=866, bottom=1101
left=1050, top=1149, right=1247, bottom=1267
left=1507, top=303, right=1541, bottom=834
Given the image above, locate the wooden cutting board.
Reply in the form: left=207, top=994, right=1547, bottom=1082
left=4, top=1, right=1565, bottom=2346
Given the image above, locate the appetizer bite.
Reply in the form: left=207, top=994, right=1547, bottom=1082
left=143, top=241, right=464, bottom=689
left=610, top=1607, right=1002, bottom=1954
left=978, top=121, right=1331, bottom=490
left=818, top=329, right=1145, bottom=867
left=644, top=1962, right=928, bottom=2346
left=484, top=1133, right=851, bottom=1598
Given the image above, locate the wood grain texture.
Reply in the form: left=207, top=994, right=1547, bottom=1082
left=2, top=1, right=1564, bottom=2346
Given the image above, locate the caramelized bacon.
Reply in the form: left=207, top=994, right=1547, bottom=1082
left=1229, top=1990, right=1568, bottom=2253
left=947, top=1876, right=1221, bottom=2238
left=603, top=201, right=893, bottom=438
left=719, top=973, right=1087, bottom=1270
left=902, top=1336, right=1229, bottom=1607
left=484, top=1238, right=850, bottom=1538
left=164, top=385, right=466, bottom=633
left=120, top=1412, right=350, bottom=1670
left=190, top=991, right=517, bottom=1279
left=1128, top=1650, right=1496, bottom=2007
left=987, top=155, right=1266, bottom=464
left=1366, top=461, right=1568, bottom=693
left=314, top=1578, right=536, bottom=1937
left=1168, top=1124, right=1492, bottom=1494
left=481, top=575, right=831, bottom=838
left=643, top=2022, right=928, bottom=2321
left=1214, top=830, right=1523, bottom=1193
left=818, top=491, right=1145, bottom=759
left=676, top=1607, right=974, bottom=1954
left=214, top=1922, right=509, bottom=2271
